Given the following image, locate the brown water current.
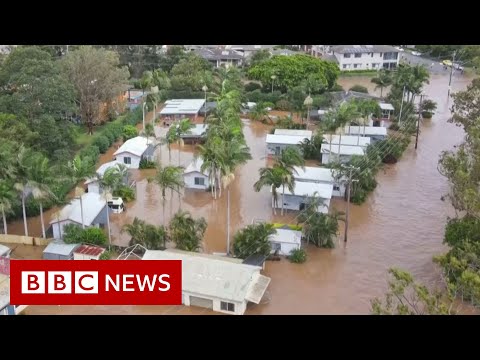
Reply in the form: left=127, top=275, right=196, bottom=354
left=9, top=72, right=477, bottom=314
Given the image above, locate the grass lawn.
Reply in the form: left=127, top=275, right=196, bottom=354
left=339, top=70, right=378, bottom=77
left=74, top=116, right=126, bottom=147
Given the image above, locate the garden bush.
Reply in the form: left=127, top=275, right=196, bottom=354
left=82, top=227, right=108, bottom=246
left=92, top=135, right=110, bottom=154
left=275, top=99, right=292, bottom=111
left=349, top=84, right=369, bottom=93
left=139, top=158, right=156, bottom=169
left=113, top=185, right=136, bottom=202
left=122, top=125, right=138, bottom=142
left=78, top=145, right=100, bottom=163
left=63, top=224, right=85, bottom=244
left=289, top=248, right=307, bottom=264
left=330, top=83, right=344, bottom=92
left=444, top=217, right=480, bottom=248
left=103, top=128, right=116, bottom=144
left=244, top=82, right=262, bottom=92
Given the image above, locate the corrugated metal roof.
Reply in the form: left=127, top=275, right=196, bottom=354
left=325, top=135, right=371, bottom=147
left=274, top=181, right=333, bottom=199
left=43, top=241, right=80, bottom=256
left=49, top=193, right=106, bottom=226
left=180, top=124, right=208, bottom=138
left=113, top=136, right=150, bottom=157
left=293, top=166, right=336, bottom=183
left=183, top=158, right=209, bottom=176
left=142, top=249, right=266, bottom=303
left=274, top=129, right=313, bottom=137
left=266, top=134, right=310, bottom=145
left=331, top=45, right=398, bottom=54
left=245, top=273, right=271, bottom=304
left=74, top=245, right=105, bottom=257
left=321, top=143, right=365, bottom=156
left=344, top=126, right=388, bottom=136
left=160, top=99, right=205, bottom=115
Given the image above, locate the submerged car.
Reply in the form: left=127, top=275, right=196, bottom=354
left=411, top=51, right=421, bottom=56
left=107, top=197, right=125, bottom=214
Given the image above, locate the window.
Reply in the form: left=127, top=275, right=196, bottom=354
left=342, top=64, right=347, bottom=69
left=354, top=64, right=358, bottom=69
left=354, top=53, right=361, bottom=58
left=220, top=301, right=235, bottom=312
left=343, top=53, right=351, bottom=58
left=333, top=185, right=340, bottom=191
left=271, top=242, right=281, bottom=251
left=123, top=157, right=131, bottom=165
left=194, top=177, right=205, bottom=186
left=372, top=63, right=377, bottom=68
left=371, top=53, right=374, bottom=57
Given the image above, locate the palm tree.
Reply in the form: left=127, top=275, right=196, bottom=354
left=139, top=70, right=153, bottom=96
left=27, top=154, right=57, bottom=238
left=232, top=223, right=276, bottom=259
left=98, top=167, right=123, bottom=247
left=122, top=217, right=168, bottom=250
left=142, top=123, right=156, bottom=145
left=146, top=92, right=160, bottom=125
left=166, top=126, right=178, bottom=164
left=250, top=102, right=270, bottom=122
left=353, top=99, right=381, bottom=142
left=169, top=210, right=207, bottom=252
left=66, top=155, right=96, bottom=229
left=253, top=166, right=284, bottom=215
left=148, top=165, right=184, bottom=225
left=0, top=180, right=15, bottom=235
left=13, top=146, right=32, bottom=236
left=371, top=70, right=392, bottom=98
left=197, top=136, right=224, bottom=199
left=334, top=103, right=359, bottom=161
left=275, top=146, right=305, bottom=215
left=219, top=138, right=252, bottom=255
left=172, top=118, right=194, bottom=166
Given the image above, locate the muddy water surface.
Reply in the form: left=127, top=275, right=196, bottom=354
left=13, top=73, right=477, bottom=315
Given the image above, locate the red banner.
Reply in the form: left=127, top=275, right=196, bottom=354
left=0, top=256, right=9, bottom=275
left=9, top=260, right=182, bottom=306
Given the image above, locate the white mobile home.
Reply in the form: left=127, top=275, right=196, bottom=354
left=274, top=129, right=313, bottom=138
left=321, top=144, right=365, bottom=165
left=85, top=161, right=129, bottom=194
left=49, top=193, right=109, bottom=240
left=343, top=126, right=387, bottom=142
left=266, top=134, right=310, bottom=157
left=269, top=228, right=302, bottom=256
left=142, top=249, right=271, bottom=315
left=324, top=135, right=371, bottom=147
left=293, top=166, right=346, bottom=198
left=113, top=136, right=155, bottom=169
left=273, top=181, right=333, bottom=213
left=183, top=158, right=210, bottom=190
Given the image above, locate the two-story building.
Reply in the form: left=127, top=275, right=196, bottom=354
left=331, top=45, right=400, bottom=71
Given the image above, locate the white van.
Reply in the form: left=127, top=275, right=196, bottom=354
left=107, top=197, right=125, bottom=214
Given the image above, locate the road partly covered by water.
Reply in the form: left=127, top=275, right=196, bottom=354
left=14, top=71, right=475, bottom=315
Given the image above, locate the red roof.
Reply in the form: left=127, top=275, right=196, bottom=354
left=74, top=245, right=105, bottom=257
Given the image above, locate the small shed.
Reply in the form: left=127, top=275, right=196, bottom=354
left=183, top=158, right=210, bottom=190
left=269, top=228, right=302, bottom=256
left=272, top=181, right=333, bottom=213
left=180, top=124, right=208, bottom=144
left=266, top=134, right=310, bottom=157
left=343, top=126, right=388, bottom=142
left=43, top=241, right=80, bottom=260
left=73, top=245, right=106, bottom=260
left=379, top=103, right=395, bottom=119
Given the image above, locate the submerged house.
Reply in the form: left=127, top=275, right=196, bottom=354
left=49, top=193, right=109, bottom=240
left=293, top=166, right=346, bottom=198
left=183, top=158, right=210, bottom=191
left=113, top=136, right=154, bottom=169
left=272, top=181, right=333, bottom=213
left=159, top=99, right=205, bottom=122
left=43, top=241, right=80, bottom=260
left=269, top=228, right=302, bottom=256
left=324, top=134, right=371, bottom=148
left=274, top=129, right=313, bottom=137
left=85, top=161, right=130, bottom=194
left=343, top=126, right=387, bottom=142
left=321, top=143, right=365, bottom=164
left=266, top=133, right=311, bottom=157
left=142, top=249, right=271, bottom=315
left=180, top=124, right=208, bottom=144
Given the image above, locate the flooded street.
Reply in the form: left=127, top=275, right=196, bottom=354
left=12, top=71, right=475, bottom=315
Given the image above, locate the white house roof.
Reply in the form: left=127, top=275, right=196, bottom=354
left=43, top=241, right=80, bottom=256
left=379, top=103, right=395, bottom=111
left=321, top=143, right=365, bottom=156
left=184, top=158, right=209, bottom=177
left=324, top=135, right=371, bottom=147
left=85, top=161, right=124, bottom=185
left=266, top=134, right=309, bottom=145
left=160, top=99, right=205, bottom=115
left=113, top=136, right=150, bottom=157
left=0, top=244, right=10, bottom=257
left=181, top=124, right=208, bottom=137
left=269, top=228, right=302, bottom=245
left=344, top=126, right=387, bottom=137
left=49, top=193, right=106, bottom=226
left=274, top=181, right=333, bottom=199
left=293, top=166, right=336, bottom=183
left=0, top=274, right=9, bottom=310
left=274, top=129, right=313, bottom=137
left=142, top=249, right=270, bottom=304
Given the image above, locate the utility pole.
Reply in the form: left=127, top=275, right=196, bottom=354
left=448, top=51, right=456, bottom=97
left=415, top=94, right=424, bottom=150
left=343, top=165, right=359, bottom=243
left=398, top=85, right=406, bottom=125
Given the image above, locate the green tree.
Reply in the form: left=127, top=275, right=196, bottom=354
left=0, top=180, right=15, bottom=235
left=197, top=136, right=224, bottom=199
left=371, top=69, right=392, bottom=98
left=421, top=99, right=437, bottom=118
left=142, top=123, right=156, bottom=145
left=371, top=268, right=453, bottom=315
left=168, top=210, right=207, bottom=252
left=249, top=49, right=271, bottom=66
left=232, top=223, right=275, bottom=259
left=122, top=125, right=138, bottom=142
left=171, top=118, right=194, bottom=166
left=170, top=53, right=214, bottom=92
left=148, top=165, right=184, bottom=225
left=289, top=248, right=307, bottom=263
left=249, top=102, right=270, bottom=122
left=13, top=146, right=33, bottom=236
left=122, top=217, right=167, bottom=250
left=275, top=146, right=304, bottom=215
left=349, top=85, right=368, bottom=93
left=139, top=70, right=153, bottom=95
left=253, top=166, right=284, bottom=215
left=62, top=46, right=130, bottom=135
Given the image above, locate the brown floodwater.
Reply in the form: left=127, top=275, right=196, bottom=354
left=11, top=72, right=477, bottom=315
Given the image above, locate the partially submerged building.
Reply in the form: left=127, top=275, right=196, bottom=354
left=183, top=158, right=210, bottom=191
left=266, top=133, right=311, bottom=157
left=272, top=181, right=333, bottom=213
left=269, top=228, right=302, bottom=256
left=159, top=99, right=205, bottom=122
left=113, top=136, right=155, bottom=169
left=293, top=166, right=345, bottom=198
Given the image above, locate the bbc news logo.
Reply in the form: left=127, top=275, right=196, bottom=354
left=9, top=260, right=182, bottom=305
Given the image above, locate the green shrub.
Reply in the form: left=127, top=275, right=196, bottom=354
left=349, top=84, right=369, bottom=93
left=244, top=82, right=262, bottom=92
left=389, top=123, right=400, bottom=131
left=103, top=129, right=116, bottom=145
left=92, top=135, right=110, bottom=154
left=245, top=89, right=283, bottom=104
left=99, top=250, right=112, bottom=260
left=330, top=83, right=344, bottom=92
left=275, top=99, right=292, bottom=111
left=113, top=185, right=136, bottom=202
left=289, top=248, right=307, bottom=263
left=79, top=145, right=100, bottom=163
left=122, top=125, right=138, bottom=142
left=312, top=94, right=332, bottom=108
left=106, top=122, right=123, bottom=140
left=139, top=158, right=156, bottom=169
left=444, top=217, right=480, bottom=248
left=422, top=111, right=433, bottom=119
left=263, top=101, right=275, bottom=109
left=63, top=224, right=84, bottom=244
left=82, top=227, right=108, bottom=246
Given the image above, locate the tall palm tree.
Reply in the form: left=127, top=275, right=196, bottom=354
left=166, top=126, right=178, bottom=164
left=219, top=137, right=252, bottom=255
left=142, top=123, right=156, bottom=145
left=13, top=146, right=32, bottom=236
left=146, top=92, right=160, bottom=125
left=139, top=70, right=153, bottom=96
left=27, top=154, right=57, bottom=238
left=275, top=146, right=305, bottom=215
left=371, top=70, right=392, bottom=98
left=169, top=210, right=207, bottom=252
left=353, top=99, right=381, bottom=142
left=253, top=166, right=284, bottom=215
left=148, top=165, right=184, bottom=225
left=334, top=103, right=359, bottom=161
left=172, top=118, right=194, bottom=166
left=0, top=180, right=15, bottom=235
left=66, top=155, right=96, bottom=229
left=98, top=167, right=123, bottom=247
left=197, top=136, right=224, bottom=199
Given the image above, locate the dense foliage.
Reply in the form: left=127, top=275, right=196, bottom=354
left=63, top=224, right=108, bottom=246
left=232, top=223, right=275, bottom=259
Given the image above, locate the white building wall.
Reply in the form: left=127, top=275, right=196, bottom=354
left=87, top=181, right=101, bottom=194
left=272, top=241, right=300, bottom=256
left=73, top=253, right=102, bottom=260
left=334, top=51, right=399, bottom=71
left=115, top=153, right=141, bottom=169
left=276, top=194, right=330, bottom=214
left=183, top=172, right=210, bottom=190
left=182, top=291, right=246, bottom=315
left=295, top=179, right=346, bottom=198
left=321, top=153, right=353, bottom=165
left=52, top=220, right=75, bottom=240
left=266, top=143, right=302, bottom=157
